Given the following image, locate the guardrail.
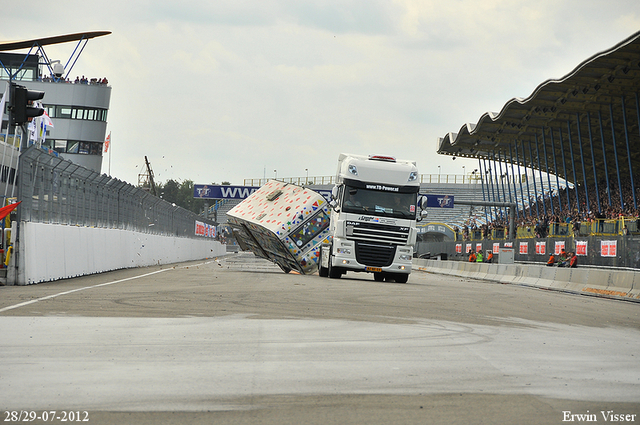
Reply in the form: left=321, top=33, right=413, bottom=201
left=243, top=173, right=491, bottom=187
left=243, top=173, right=552, bottom=187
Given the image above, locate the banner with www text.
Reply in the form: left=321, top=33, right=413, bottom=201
left=193, top=185, right=259, bottom=199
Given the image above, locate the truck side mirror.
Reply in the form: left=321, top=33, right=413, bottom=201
left=417, top=210, right=428, bottom=222
left=331, top=185, right=339, bottom=200
left=330, top=185, right=340, bottom=211
left=419, top=195, right=428, bottom=210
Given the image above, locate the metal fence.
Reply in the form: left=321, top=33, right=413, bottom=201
left=17, top=146, right=216, bottom=237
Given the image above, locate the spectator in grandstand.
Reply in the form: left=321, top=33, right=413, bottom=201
left=572, top=219, right=581, bottom=234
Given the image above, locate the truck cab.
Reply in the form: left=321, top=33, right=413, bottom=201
left=319, top=154, right=424, bottom=283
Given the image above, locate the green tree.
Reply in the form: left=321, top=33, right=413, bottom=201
left=160, top=179, right=180, bottom=205
left=157, top=179, right=202, bottom=215
left=158, top=180, right=232, bottom=216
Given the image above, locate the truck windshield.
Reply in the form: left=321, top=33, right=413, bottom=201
left=341, top=186, right=417, bottom=219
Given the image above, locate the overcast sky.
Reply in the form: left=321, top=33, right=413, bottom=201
left=2, top=0, right=639, bottom=186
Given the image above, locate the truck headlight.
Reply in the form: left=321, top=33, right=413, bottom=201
left=337, top=247, right=351, bottom=255
left=399, top=254, right=412, bottom=261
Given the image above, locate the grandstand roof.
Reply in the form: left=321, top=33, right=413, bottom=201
left=438, top=30, right=640, bottom=188
left=0, top=31, right=111, bottom=51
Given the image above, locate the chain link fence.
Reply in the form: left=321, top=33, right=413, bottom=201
left=17, top=146, right=216, bottom=237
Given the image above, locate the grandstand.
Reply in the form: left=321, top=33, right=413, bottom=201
left=438, top=30, right=640, bottom=223
left=427, top=30, right=640, bottom=268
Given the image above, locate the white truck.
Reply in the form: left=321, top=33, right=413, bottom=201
left=319, top=153, right=424, bottom=283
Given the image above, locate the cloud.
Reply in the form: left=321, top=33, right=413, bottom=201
left=2, top=0, right=639, bottom=185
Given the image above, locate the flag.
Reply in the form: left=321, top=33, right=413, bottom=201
left=28, top=119, right=37, bottom=144
left=0, top=201, right=21, bottom=221
left=42, top=108, right=54, bottom=128
left=104, top=132, right=111, bottom=153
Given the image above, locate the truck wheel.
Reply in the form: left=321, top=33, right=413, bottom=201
left=318, top=250, right=329, bottom=277
left=318, top=265, right=329, bottom=277
left=328, top=258, right=342, bottom=279
left=373, top=273, right=384, bottom=282
left=395, top=274, right=409, bottom=284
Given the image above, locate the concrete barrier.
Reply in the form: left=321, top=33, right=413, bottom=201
left=13, top=222, right=227, bottom=285
left=413, top=258, right=640, bottom=302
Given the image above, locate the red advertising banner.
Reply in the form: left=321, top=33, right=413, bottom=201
left=601, top=240, right=617, bottom=257
left=555, top=241, right=565, bottom=255
left=575, top=241, right=587, bottom=256
left=519, top=242, right=528, bottom=254
left=493, top=243, right=500, bottom=254
left=456, top=243, right=462, bottom=253
left=535, top=241, right=546, bottom=255
left=195, top=220, right=216, bottom=238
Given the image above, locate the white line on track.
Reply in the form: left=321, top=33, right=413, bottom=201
left=0, top=260, right=214, bottom=313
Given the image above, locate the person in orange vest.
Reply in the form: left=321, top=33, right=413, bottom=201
left=546, top=253, right=556, bottom=266
left=486, top=251, right=493, bottom=263
left=469, top=251, right=476, bottom=262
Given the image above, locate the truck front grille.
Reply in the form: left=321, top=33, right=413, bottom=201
left=355, top=242, right=396, bottom=267
left=346, top=221, right=409, bottom=245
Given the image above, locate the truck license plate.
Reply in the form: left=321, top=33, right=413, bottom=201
left=366, top=267, right=382, bottom=272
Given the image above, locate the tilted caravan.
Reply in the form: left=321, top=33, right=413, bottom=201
left=227, top=180, right=331, bottom=274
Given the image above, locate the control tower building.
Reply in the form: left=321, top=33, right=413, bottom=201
left=0, top=31, right=112, bottom=178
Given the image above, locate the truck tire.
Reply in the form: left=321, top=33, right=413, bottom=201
left=328, top=256, right=342, bottom=279
left=318, top=251, right=329, bottom=277
left=395, top=273, right=409, bottom=284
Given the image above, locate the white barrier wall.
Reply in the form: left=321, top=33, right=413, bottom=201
left=413, top=258, right=640, bottom=302
left=15, top=222, right=226, bottom=285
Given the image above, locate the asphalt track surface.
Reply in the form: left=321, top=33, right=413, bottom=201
left=1, top=252, right=639, bottom=425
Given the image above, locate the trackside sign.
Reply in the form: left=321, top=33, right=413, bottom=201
left=423, top=194, right=454, bottom=208
left=193, top=185, right=259, bottom=199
